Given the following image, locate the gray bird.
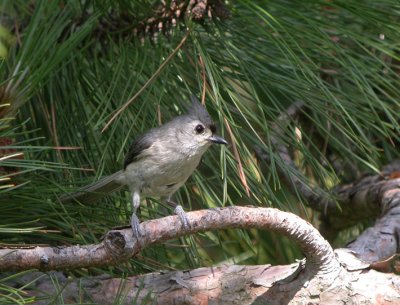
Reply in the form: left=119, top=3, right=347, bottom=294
left=60, top=97, right=228, bottom=237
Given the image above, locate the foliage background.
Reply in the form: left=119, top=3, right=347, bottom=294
left=0, top=0, right=399, bottom=303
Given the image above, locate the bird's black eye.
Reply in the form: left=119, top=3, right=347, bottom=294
left=195, top=124, right=205, bottom=134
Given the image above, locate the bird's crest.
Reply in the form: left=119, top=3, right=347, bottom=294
left=188, top=96, right=215, bottom=130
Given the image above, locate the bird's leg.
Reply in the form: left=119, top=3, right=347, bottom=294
left=131, top=191, right=144, bottom=238
left=166, top=198, right=190, bottom=230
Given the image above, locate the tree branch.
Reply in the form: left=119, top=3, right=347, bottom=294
left=4, top=254, right=399, bottom=304
left=0, top=206, right=339, bottom=278
left=90, top=0, right=231, bottom=41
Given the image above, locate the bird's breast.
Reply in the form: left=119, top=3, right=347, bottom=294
left=122, top=151, right=203, bottom=198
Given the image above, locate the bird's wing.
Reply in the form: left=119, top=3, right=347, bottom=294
left=123, top=131, right=155, bottom=169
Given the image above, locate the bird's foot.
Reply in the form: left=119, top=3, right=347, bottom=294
left=131, top=213, right=144, bottom=238
left=174, top=205, right=191, bottom=230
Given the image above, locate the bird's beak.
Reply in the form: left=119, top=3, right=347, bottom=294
left=208, top=135, right=228, bottom=145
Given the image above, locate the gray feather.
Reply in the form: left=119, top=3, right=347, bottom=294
left=59, top=170, right=125, bottom=204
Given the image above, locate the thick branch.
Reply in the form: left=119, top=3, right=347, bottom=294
left=5, top=261, right=399, bottom=305
left=345, top=177, right=400, bottom=263
left=0, top=206, right=339, bottom=277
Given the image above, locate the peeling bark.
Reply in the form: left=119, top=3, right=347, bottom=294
left=4, top=261, right=399, bottom=305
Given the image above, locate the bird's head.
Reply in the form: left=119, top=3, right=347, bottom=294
left=173, top=96, right=228, bottom=156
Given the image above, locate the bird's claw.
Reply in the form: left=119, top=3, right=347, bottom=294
left=174, top=205, right=191, bottom=230
left=131, top=213, right=144, bottom=238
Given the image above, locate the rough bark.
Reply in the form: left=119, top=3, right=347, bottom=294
left=4, top=258, right=399, bottom=304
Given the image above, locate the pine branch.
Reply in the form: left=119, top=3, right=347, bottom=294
left=83, top=0, right=230, bottom=42
left=255, top=102, right=400, bottom=263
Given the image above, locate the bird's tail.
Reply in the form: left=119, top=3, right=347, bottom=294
left=59, top=170, right=125, bottom=204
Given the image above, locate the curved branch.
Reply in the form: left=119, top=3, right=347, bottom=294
left=0, top=206, right=340, bottom=278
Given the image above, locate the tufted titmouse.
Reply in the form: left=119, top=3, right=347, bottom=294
left=60, top=96, right=227, bottom=237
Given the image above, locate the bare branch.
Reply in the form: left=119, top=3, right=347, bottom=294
left=0, top=206, right=339, bottom=278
